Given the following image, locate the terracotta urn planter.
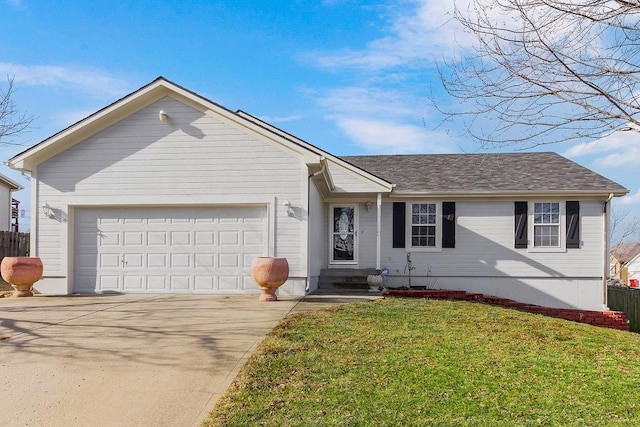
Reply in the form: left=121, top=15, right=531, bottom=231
left=1, top=257, right=44, bottom=297
left=251, top=257, right=289, bottom=302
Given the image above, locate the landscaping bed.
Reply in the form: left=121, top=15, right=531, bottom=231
left=385, top=288, right=628, bottom=331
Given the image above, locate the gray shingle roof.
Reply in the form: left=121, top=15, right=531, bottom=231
left=340, top=152, right=628, bottom=195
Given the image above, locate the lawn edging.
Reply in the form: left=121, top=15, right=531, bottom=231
left=385, top=289, right=629, bottom=331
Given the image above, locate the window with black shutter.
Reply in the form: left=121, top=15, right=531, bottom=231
left=514, top=201, right=528, bottom=248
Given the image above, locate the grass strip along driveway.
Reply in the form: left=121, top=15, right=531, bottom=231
left=206, top=298, right=640, bottom=426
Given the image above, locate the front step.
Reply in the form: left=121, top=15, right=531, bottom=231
left=319, top=268, right=379, bottom=291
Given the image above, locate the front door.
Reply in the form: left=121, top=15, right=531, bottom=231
left=330, top=205, right=357, bottom=264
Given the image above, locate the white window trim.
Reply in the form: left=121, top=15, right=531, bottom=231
left=406, top=201, right=442, bottom=252
left=528, top=201, right=566, bottom=253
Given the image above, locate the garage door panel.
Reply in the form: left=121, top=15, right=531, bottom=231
left=219, top=276, right=238, bottom=290
left=100, top=253, right=120, bottom=268
left=170, top=276, right=190, bottom=290
left=124, top=276, right=143, bottom=290
left=195, top=276, right=216, bottom=290
left=244, top=230, right=264, bottom=245
left=100, top=276, right=120, bottom=290
left=219, top=231, right=239, bottom=246
left=148, top=253, right=167, bottom=268
left=170, top=253, right=191, bottom=268
left=148, top=232, right=167, bottom=245
left=124, top=232, right=144, bottom=246
left=147, top=276, right=167, bottom=290
left=195, top=254, right=214, bottom=267
left=74, top=206, right=267, bottom=294
left=195, top=231, right=215, bottom=245
left=219, top=253, right=239, bottom=268
left=100, top=232, right=120, bottom=246
left=124, top=253, right=144, bottom=268
left=171, top=231, right=190, bottom=245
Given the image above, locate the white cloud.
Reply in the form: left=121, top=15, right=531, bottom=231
left=305, top=1, right=471, bottom=71
left=620, top=191, right=640, bottom=205
left=52, top=109, right=100, bottom=129
left=563, top=129, right=640, bottom=169
left=0, top=62, right=130, bottom=98
left=316, top=86, right=418, bottom=118
left=335, top=117, right=453, bottom=154
left=564, top=129, right=640, bottom=157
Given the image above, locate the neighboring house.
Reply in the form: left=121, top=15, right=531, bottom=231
left=6, top=77, right=628, bottom=310
left=0, top=172, right=23, bottom=232
left=611, top=243, right=640, bottom=285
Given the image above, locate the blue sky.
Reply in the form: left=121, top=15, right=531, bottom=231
left=1, top=0, right=639, bottom=234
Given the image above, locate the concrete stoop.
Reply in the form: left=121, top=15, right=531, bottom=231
left=318, top=268, right=379, bottom=291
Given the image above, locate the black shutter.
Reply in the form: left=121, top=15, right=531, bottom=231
left=566, top=201, right=580, bottom=249
left=442, top=202, right=455, bottom=248
left=514, top=202, right=528, bottom=249
left=392, top=202, right=406, bottom=248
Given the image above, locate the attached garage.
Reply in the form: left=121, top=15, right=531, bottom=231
left=73, top=206, right=267, bottom=294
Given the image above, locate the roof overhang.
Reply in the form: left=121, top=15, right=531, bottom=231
left=0, top=173, right=22, bottom=191
left=388, top=189, right=629, bottom=199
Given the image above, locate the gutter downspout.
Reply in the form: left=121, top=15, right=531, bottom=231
left=307, top=159, right=330, bottom=294
left=603, top=193, right=613, bottom=310
left=376, top=192, right=381, bottom=270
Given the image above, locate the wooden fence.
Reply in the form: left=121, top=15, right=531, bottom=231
left=607, top=285, right=640, bottom=332
left=0, top=231, right=30, bottom=260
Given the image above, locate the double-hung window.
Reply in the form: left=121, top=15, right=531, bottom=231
left=533, top=202, right=560, bottom=248
left=410, top=203, right=437, bottom=248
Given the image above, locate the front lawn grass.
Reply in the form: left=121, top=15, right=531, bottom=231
left=205, top=298, right=640, bottom=426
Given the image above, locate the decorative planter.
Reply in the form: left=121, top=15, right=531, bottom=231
left=1, top=257, right=44, bottom=297
left=251, top=257, right=289, bottom=302
left=367, top=274, right=383, bottom=293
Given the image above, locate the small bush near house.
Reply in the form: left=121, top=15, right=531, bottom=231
left=205, top=299, right=640, bottom=426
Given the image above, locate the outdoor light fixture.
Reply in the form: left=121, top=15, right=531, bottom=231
left=366, top=201, right=373, bottom=212
left=159, top=110, right=169, bottom=121
left=41, top=203, right=54, bottom=219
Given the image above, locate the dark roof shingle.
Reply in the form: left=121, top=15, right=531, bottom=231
left=341, top=152, right=627, bottom=195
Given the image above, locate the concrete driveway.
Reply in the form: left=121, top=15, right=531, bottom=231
left=0, top=293, right=305, bottom=426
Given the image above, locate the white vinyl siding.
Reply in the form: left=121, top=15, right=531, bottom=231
left=34, top=96, right=307, bottom=293
left=328, top=160, right=390, bottom=193
left=375, top=200, right=605, bottom=309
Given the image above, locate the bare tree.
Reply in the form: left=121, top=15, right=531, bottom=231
left=0, top=76, right=33, bottom=144
left=437, top=0, right=640, bottom=148
left=611, top=205, right=640, bottom=246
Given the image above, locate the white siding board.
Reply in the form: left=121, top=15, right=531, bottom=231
left=328, top=160, right=389, bottom=193
left=35, top=97, right=307, bottom=291
left=376, top=200, right=604, bottom=278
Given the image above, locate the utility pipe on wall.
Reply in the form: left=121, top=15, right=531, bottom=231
left=376, top=192, right=381, bottom=270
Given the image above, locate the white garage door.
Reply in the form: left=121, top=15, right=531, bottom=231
left=73, top=206, right=267, bottom=293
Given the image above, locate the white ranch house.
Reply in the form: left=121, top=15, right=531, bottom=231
left=7, top=77, right=627, bottom=310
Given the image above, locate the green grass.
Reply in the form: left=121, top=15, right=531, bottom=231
left=205, top=298, right=640, bottom=426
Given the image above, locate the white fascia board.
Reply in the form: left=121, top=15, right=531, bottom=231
left=389, top=190, right=629, bottom=199
left=0, top=172, right=23, bottom=190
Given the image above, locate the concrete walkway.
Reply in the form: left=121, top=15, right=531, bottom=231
left=0, top=292, right=380, bottom=426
